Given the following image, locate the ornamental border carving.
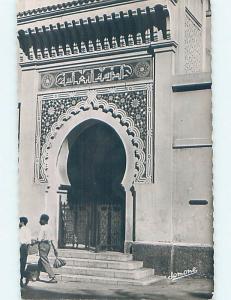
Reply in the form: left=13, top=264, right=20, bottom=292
left=35, top=83, right=153, bottom=184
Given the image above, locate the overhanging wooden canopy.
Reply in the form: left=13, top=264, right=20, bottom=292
left=18, top=4, right=170, bottom=62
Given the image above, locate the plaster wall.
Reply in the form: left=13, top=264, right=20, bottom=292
left=172, top=86, right=212, bottom=245
left=185, top=0, right=203, bottom=24
left=173, top=147, right=212, bottom=245
left=135, top=67, right=212, bottom=246
left=173, top=88, right=212, bottom=141
left=205, top=13, right=211, bottom=72
left=135, top=48, right=174, bottom=243
left=18, top=69, right=46, bottom=237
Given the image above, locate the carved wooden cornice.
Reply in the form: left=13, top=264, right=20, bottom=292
left=17, top=0, right=177, bottom=24
left=17, top=0, right=142, bottom=23
left=18, top=4, right=171, bottom=64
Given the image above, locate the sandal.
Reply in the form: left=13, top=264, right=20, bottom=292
left=48, top=277, right=57, bottom=283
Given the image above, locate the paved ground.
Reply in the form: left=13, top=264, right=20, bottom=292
left=21, top=278, right=213, bottom=300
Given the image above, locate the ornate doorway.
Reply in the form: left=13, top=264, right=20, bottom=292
left=59, top=120, right=126, bottom=252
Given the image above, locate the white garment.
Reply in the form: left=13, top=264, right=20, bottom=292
left=19, top=226, right=31, bottom=245
left=38, top=224, right=54, bottom=241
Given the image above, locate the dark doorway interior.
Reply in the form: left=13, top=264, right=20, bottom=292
left=60, top=120, right=126, bottom=252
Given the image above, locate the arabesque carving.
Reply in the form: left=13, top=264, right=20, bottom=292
left=36, top=84, right=153, bottom=184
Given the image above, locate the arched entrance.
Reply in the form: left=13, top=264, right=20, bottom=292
left=44, top=104, right=138, bottom=253
left=60, top=119, right=126, bottom=252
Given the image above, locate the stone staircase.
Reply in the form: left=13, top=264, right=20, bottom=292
left=49, top=249, right=165, bottom=286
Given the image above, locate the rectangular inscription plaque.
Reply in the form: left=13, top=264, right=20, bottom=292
left=40, top=59, right=152, bottom=90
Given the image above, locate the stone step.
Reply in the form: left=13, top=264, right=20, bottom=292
left=50, top=257, right=143, bottom=270
left=55, top=273, right=166, bottom=286
left=57, top=265, right=154, bottom=280
left=57, top=250, right=133, bottom=261
left=49, top=249, right=160, bottom=286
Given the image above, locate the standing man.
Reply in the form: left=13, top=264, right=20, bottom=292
left=37, top=214, right=58, bottom=283
left=19, top=217, right=31, bottom=287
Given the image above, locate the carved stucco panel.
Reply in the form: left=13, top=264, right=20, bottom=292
left=184, top=11, right=202, bottom=73
left=35, top=84, right=154, bottom=184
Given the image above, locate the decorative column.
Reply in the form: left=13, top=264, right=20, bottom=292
left=124, top=185, right=134, bottom=253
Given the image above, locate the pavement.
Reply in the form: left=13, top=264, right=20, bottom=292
left=21, top=278, right=213, bottom=300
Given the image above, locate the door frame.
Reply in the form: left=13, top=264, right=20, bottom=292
left=44, top=104, right=138, bottom=252
left=65, top=120, right=127, bottom=251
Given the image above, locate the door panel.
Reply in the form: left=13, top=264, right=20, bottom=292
left=111, top=205, right=124, bottom=251
left=75, top=205, right=89, bottom=247
left=97, top=205, right=110, bottom=251
left=59, top=202, right=75, bottom=248
left=97, top=203, right=124, bottom=251
left=60, top=120, right=126, bottom=251
left=59, top=200, right=124, bottom=251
